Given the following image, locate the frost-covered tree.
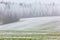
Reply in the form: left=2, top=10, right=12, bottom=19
left=0, top=0, right=20, bottom=24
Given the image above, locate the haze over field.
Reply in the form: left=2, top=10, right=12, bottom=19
left=0, top=0, right=60, bottom=40
left=0, top=0, right=60, bottom=30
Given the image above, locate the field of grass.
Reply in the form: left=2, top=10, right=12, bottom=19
left=0, top=30, right=60, bottom=40
left=0, top=38, right=32, bottom=40
left=0, top=17, right=60, bottom=40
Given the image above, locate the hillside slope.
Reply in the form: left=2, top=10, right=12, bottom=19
left=0, top=16, right=60, bottom=32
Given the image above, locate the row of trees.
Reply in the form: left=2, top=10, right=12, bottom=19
left=0, top=0, right=60, bottom=24
left=0, top=1, right=20, bottom=24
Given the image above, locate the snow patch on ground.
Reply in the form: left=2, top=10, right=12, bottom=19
left=0, top=16, right=60, bottom=32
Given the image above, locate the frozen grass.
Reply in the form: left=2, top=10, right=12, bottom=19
left=0, top=30, right=60, bottom=40
left=0, top=38, right=32, bottom=40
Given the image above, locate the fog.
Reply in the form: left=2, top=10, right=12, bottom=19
left=0, top=0, right=60, bottom=24
left=0, top=0, right=60, bottom=18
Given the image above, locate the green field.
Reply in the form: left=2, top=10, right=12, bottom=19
left=0, top=30, right=60, bottom=40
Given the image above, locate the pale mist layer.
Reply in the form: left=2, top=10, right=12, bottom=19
left=0, top=0, right=60, bottom=24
